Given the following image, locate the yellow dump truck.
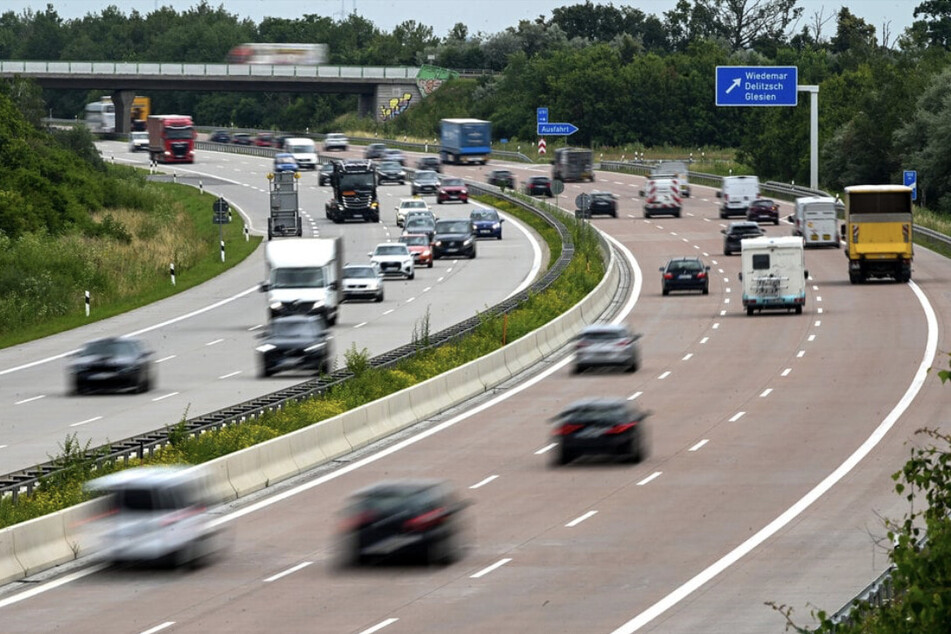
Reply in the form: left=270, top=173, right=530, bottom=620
left=842, top=185, right=913, bottom=283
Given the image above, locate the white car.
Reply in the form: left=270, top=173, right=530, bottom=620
left=395, top=197, right=431, bottom=227
left=369, top=243, right=415, bottom=280
left=128, top=131, right=149, bottom=152
left=342, top=263, right=384, bottom=302
left=323, top=132, right=348, bottom=152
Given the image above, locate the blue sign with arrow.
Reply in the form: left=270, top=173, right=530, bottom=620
left=716, top=66, right=798, bottom=107
left=537, top=122, right=579, bottom=136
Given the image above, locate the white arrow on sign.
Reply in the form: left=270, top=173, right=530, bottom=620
left=725, top=78, right=741, bottom=94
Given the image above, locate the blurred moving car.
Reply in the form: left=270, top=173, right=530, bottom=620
left=487, top=169, right=515, bottom=189
left=253, top=132, right=275, bottom=147
left=659, top=256, right=710, bottom=295
left=84, top=466, right=226, bottom=568
left=433, top=218, right=477, bottom=259
left=577, top=191, right=618, bottom=218
left=209, top=129, right=231, bottom=143
left=573, top=324, right=641, bottom=374
left=68, top=337, right=154, bottom=395
left=411, top=170, right=440, bottom=196
left=283, top=137, right=318, bottom=170
left=323, top=133, right=348, bottom=151
left=365, top=142, right=386, bottom=159
left=319, top=162, right=335, bottom=186
left=382, top=148, right=406, bottom=165
left=747, top=198, right=780, bottom=225
left=395, top=197, right=430, bottom=227
left=524, top=176, right=553, bottom=197
left=722, top=221, right=765, bottom=255
left=128, top=131, right=149, bottom=152
left=376, top=160, right=406, bottom=185
left=256, top=314, right=333, bottom=377
left=403, top=215, right=437, bottom=244
left=338, top=480, right=467, bottom=566
left=550, top=398, right=649, bottom=466
left=369, top=242, right=415, bottom=279
left=437, top=177, right=469, bottom=204
left=342, top=263, right=384, bottom=303
left=416, top=156, right=442, bottom=173
left=231, top=132, right=252, bottom=146
left=469, top=208, right=504, bottom=240
left=272, top=153, right=299, bottom=173
left=399, top=234, right=434, bottom=268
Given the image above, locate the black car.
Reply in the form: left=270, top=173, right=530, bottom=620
left=487, top=169, right=515, bottom=189
left=364, top=143, right=386, bottom=159
left=231, top=132, right=252, bottom=146
left=577, top=191, right=618, bottom=218
left=338, top=480, right=467, bottom=566
left=433, top=218, right=477, bottom=259
left=660, top=256, right=710, bottom=295
left=209, top=129, right=231, bottom=143
left=256, top=315, right=333, bottom=377
left=550, top=398, right=649, bottom=466
left=524, top=175, right=553, bottom=197
left=415, top=156, right=442, bottom=173
left=68, top=337, right=154, bottom=395
left=722, top=221, right=765, bottom=255
left=747, top=198, right=780, bottom=225
left=411, top=170, right=440, bottom=196
left=319, top=162, right=335, bottom=186
left=376, top=160, right=405, bottom=185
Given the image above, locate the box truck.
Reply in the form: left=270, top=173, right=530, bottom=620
left=439, top=118, right=491, bottom=165
left=842, top=185, right=913, bottom=283
left=260, top=237, right=342, bottom=325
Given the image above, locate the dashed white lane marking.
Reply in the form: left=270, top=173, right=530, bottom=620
left=406, top=297, right=416, bottom=303
left=712, top=323, right=720, bottom=329
left=263, top=561, right=312, bottom=583
left=814, top=320, right=821, bottom=327
left=812, top=285, right=819, bottom=290
left=719, top=310, right=727, bottom=316
left=808, top=334, right=816, bottom=342
left=15, top=395, right=45, bottom=405
left=423, top=286, right=432, bottom=292
left=248, top=325, right=263, bottom=331
left=383, top=309, right=394, bottom=315
left=438, top=276, right=446, bottom=282
left=724, top=298, right=730, bottom=304
left=155, top=355, right=176, bottom=363
left=682, top=353, right=693, bottom=361
left=470, top=475, right=499, bottom=489
left=637, top=472, right=662, bottom=486
left=817, top=307, right=823, bottom=314
left=700, top=337, right=709, bottom=344
left=354, top=322, right=367, bottom=329
left=359, top=619, right=399, bottom=634
left=151, top=392, right=179, bottom=402
left=70, top=416, right=102, bottom=428
left=760, top=389, right=772, bottom=398
left=816, top=296, right=823, bottom=302
left=729, top=411, right=746, bottom=422
left=725, top=287, right=731, bottom=293
left=702, top=252, right=710, bottom=257
left=205, top=338, right=224, bottom=346
left=658, top=371, right=671, bottom=380
left=781, top=368, right=792, bottom=376
left=535, top=443, right=558, bottom=455
left=682, top=238, right=689, bottom=243
left=689, top=440, right=709, bottom=452
left=670, top=232, right=678, bottom=236
left=218, top=371, right=242, bottom=379
left=797, top=350, right=805, bottom=358
left=471, top=558, right=512, bottom=579
left=566, top=511, right=598, bottom=527
left=140, top=623, right=175, bottom=634
left=693, top=245, right=700, bottom=249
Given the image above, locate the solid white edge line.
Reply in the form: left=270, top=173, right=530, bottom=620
left=151, top=392, right=179, bottom=402
left=0, top=564, right=107, bottom=608
left=470, top=558, right=512, bottom=579
left=140, top=622, right=176, bottom=634
left=70, top=416, right=103, bottom=428
left=263, top=561, right=313, bottom=583
left=14, top=395, right=45, bottom=405
left=469, top=475, right=499, bottom=489
left=566, top=510, right=598, bottom=527
left=358, top=618, right=399, bottom=634
left=610, top=280, right=938, bottom=633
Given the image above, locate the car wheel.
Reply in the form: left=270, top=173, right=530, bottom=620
left=724, top=249, right=731, bottom=256
left=795, top=305, right=803, bottom=314
left=408, top=271, right=415, bottom=280
left=427, top=260, right=433, bottom=268
left=774, top=219, right=780, bottom=225
left=496, top=233, right=502, bottom=240
left=747, top=306, right=755, bottom=316
left=662, top=287, right=669, bottom=296
left=702, top=284, right=709, bottom=295
left=469, top=249, right=476, bottom=259
left=375, top=291, right=384, bottom=302
left=437, top=199, right=443, bottom=204
left=572, top=364, right=584, bottom=375
left=553, top=444, right=574, bottom=466
left=259, top=361, right=273, bottom=378
left=320, top=358, right=333, bottom=375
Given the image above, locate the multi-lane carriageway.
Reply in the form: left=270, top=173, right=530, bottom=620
left=0, top=144, right=948, bottom=633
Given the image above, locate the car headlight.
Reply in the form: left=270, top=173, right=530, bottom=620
left=256, top=344, right=276, bottom=353
left=371, top=202, right=379, bottom=209
left=270, top=301, right=284, bottom=310
left=312, top=301, right=325, bottom=310
left=434, top=240, right=443, bottom=247
left=423, top=249, right=431, bottom=256
left=492, top=222, right=500, bottom=229
left=463, top=237, right=473, bottom=246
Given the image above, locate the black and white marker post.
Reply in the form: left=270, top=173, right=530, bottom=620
left=84, top=290, right=90, bottom=317
left=170, top=263, right=176, bottom=285
left=212, top=196, right=231, bottom=263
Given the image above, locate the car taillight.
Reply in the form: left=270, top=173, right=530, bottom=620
left=403, top=507, right=447, bottom=532
left=555, top=423, right=584, bottom=436
left=606, top=422, right=638, bottom=435
left=697, top=272, right=707, bottom=279
left=663, top=273, right=674, bottom=280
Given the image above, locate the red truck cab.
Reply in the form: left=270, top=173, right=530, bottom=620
left=146, top=114, right=196, bottom=164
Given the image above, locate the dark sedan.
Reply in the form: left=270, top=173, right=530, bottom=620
left=660, top=256, right=710, bottom=295
left=364, top=143, right=386, bottom=159
left=487, top=169, right=515, bottom=189
left=747, top=198, right=780, bottom=225
left=550, top=398, right=649, bottom=466
left=577, top=191, right=618, bottom=218
left=416, top=156, right=442, bottom=173
left=209, top=129, right=231, bottom=143
left=403, top=216, right=436, bottom=244
left=722, top=221, right=765, bottom=255
left=338, top=480, right=467, bottom=566
left=433, top=218, right=477, bottom=259
left=231, top=132, right=252, bottom=146
left=411, top=170, right=440, bottom=196
left=67, top=337, right=154, bottom=395
left=382, top=148, right=406, bottom=165
left=256, top=315, right=333, bottom=377
left=319, top=162, right=335, bottom=186
left=524, top=176, right=553, bottom=197
left=376, top=160, right=406, bottom=185
left=469, top=208, right=504, bottom=240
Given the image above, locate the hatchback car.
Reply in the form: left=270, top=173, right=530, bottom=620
left=231, top=132, right=252, bottom=146
left=369, top=242, right=415, bottom=279
left=364, top=143, right=386, bottom=159
left=342, top=263, right=384, bottom=303
left=381, top=148, right=406, bottom=165
left=376, top=160, right=406, bottom=185
left=402, top=215, right=437, bottom=244
left=68, top=337, right=154, bottom=395
left=209, top=129, right=231, bottom=143
left=323, top=132, right=348, bottom=151
left=573, top=324, right=641, bottom=374
left=256, top=315, right=333, bottom=377
left=416, top=156, right=442, bottom=173
left=524, top=176, right=553, bottom=197
left=469, top=208, right=504, bottom=240
left=338, top=479, right=467, bottom=566
left=487, top=169, right=515, bottom=189
left=722, top=221, right=765, bottom=255
left=399, top=234, right=434, bottom=268
left=433, top=219, right=477, bottom=259
left=550, top=398, right=649, bottom=466
left=253, top=132, right=275, bottom=147
left=660, top=257, right=710, bottom=295
left=319, top=162, right=335, bottom=186
left=577, top=191, right=618, bottom=218
left=437, top=177, right=468, bottom=204
left=411, top=170, right=440, bottom=196
left=747, top=198, right=780, bottom=225
left=272, top=153, right=299, bottom=173
left=395, top=198, right=430, bottom=227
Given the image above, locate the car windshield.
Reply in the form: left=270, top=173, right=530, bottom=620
left=592, top=193, right=614, bottom=201
left=321, top=163, right=333, bottom=172
left=579, top=328, right=627, bottom=341
left=344, top=267, right=376, bottom=279
left=531, top=177, right=548, bottom=184
left=406, top=220, right=434, bottom=231
left=402, top=201, right=427, bottom=210
left=83, top=340, right=136, bottom=356
left=493, top=171, right=511, bottom=178
left=401, top=235, right=429, bottom=246
left=375, top=245, right=407, bottom=256
left=442, top=178, right=464, bottom=187
left=416, top=172, right=438, bottom=182
left=339, top=174, right=375, bottom=189
left=287, top=144, right=313, bottom=153
left=556, top=402, right=628, bottom=424
left=471, top=210, right=499, bottom=221
left=270, top=319, right=320, bottom=338
left=270, top=267, right=325, bottom=289
left=668, top=260, right=702, bottom=272
left=733, top=226, right=761, bottom=235
left=437, top=220, right=471, bottom=234
left=379, top=161, right=401, bottom=170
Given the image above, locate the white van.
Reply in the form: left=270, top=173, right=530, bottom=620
left=283, top=137, right=318, bottom=170
left=738, top=236, right=808, bottom=316
left=261, top=237, right=343, bottom=325
left=793, top=196, right=840, bottom=248
left=653, top=160, right=690, bottom=197
left=641, top=176, right=682, bottom=218
left=719, top=175, right=760, bottom=218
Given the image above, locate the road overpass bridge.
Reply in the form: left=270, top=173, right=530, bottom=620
left=0, top=60, right=449, bottom=131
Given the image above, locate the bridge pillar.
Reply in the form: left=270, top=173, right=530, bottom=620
left=373, top=83, right=423, bottom=123
left=111, top=89, right=135, bottom=135
left=357, top=93, right=375, bottom=119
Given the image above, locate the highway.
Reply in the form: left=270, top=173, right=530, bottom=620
left=1, top=152, right=947, bottom=633
left=0, top=143, right=542, bottom=473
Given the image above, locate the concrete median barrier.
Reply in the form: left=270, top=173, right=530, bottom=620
left=287, top=424, right=328, bottom=472
left=340, top=406, right=375, bottom=451
left=409, top=374, right=455, bottom=422
left=10, top=512, right=73, bottom=576
left=199, top=458, right=239, bottom=504
left=503, top=330, right=543, bottom=377
left=256, top=434, right=301, bottom=487
left=224, top=447, right=268, bottom=498
left=447, top=362, right=486, bottom=404
left=476, top=347, right=511, bottom=390
left=0, top=526, right=25, bottom=586
left=313, top=416, right=353, bottom=462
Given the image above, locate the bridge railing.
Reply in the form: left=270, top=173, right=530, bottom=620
left=0, top=60, right=421, bottom=79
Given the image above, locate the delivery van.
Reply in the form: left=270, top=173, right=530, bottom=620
left=719, top=175, right=760, bottom=218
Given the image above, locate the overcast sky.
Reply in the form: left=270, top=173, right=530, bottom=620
left=1, top=1, right=922, bottom=42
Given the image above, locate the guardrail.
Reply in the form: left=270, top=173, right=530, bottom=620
left=0, top=60, right=421, bottom=79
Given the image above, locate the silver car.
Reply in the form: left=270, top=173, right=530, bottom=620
left=572, top=324, right=641, bottom=374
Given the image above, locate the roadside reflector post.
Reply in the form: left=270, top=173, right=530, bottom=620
left=170, top=263, right=176, bottom=285
left=84, top=290, right=90, bottom=317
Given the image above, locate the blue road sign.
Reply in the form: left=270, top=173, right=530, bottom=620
left=537, top=122, right=578, bottom=136
left=716, top=66, right=798, bottom=107
left=537, top=107, right=549, bottom=124
left=904, top=169, right=917, bottom=201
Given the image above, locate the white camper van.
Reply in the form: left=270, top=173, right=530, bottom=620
left=719, top=175, right=760, bottom=218
left=261, top=237, right=343, bottom=325
left=738, top=236, right=808, bottom=316
left=793, top=196, right=840, bottom=248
